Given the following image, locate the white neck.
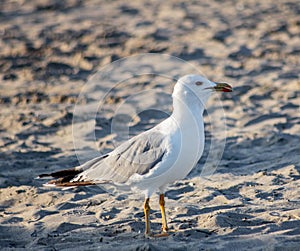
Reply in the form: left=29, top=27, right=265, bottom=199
left=171, top=86, right=206, bottom=124
left=166, top=84, right=207, bottom=178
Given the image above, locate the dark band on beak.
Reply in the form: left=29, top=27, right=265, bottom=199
left=213, top=82, right=232, bottom=92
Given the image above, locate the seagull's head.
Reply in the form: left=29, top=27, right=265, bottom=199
left=173, top=74, right=232, bottom=105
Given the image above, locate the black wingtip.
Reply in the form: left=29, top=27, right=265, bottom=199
left=35, top=173, right=53, bottom=179
left=37, top=168, right=81, bottom=179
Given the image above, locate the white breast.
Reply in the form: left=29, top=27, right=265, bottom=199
left=131, top=113, right=205, bottom=196
left=163, top=114, right=204, bottom=182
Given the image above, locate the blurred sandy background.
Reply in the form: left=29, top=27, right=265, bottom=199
left=0, top=0, right=299, bottom=250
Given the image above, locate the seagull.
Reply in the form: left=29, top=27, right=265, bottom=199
left=38, top=74, right=232, bottom=237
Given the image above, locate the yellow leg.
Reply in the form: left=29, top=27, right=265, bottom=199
left=159, top=194, right=168, bottom=232
left=144, top=198, right=151, bottom=235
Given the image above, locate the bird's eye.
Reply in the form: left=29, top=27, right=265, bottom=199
left=195, top=81, right=203, bottom=86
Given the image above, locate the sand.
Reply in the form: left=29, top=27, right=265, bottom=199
left=0, top=0, right=300, bottom=250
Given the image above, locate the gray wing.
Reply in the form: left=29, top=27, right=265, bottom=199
left=73, top=130, right=168, bottom=184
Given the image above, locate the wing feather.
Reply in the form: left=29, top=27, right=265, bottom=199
left=74, top=130, right=168, bottom=184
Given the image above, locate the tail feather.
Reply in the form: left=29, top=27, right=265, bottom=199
left=37, top=167, right=95, bottom=187
left=37, top=155, right=109, bottom=188
left=46, top=179, right=96, bottom=187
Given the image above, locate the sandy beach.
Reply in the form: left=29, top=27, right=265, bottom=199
left=0, top=0, right=300, bottom=250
